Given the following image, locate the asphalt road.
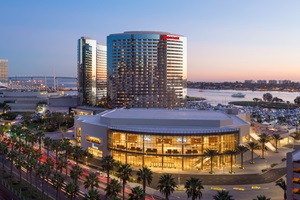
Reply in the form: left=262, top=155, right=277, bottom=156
left=132, top=167, right=286, bottom=189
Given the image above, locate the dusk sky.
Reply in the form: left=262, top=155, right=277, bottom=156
left=1, top=1, right=300, bottom=82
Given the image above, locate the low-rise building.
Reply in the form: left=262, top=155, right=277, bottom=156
left=75, top=108, right=250, bottom=171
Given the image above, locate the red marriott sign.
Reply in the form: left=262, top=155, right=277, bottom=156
left=162, top=35, right=179, bottom=40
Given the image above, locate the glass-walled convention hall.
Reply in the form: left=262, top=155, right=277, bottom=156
left=108, top=129, right=239, bottom=170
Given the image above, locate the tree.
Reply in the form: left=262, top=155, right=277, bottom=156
left=290, top=130, right=300, bottom=140
left=128, top=186, right=144, bottom=200
left=51, top=140, right=62, bottom=172
left=65, top=182, right=79, bottom=200
left=254, top=195, right=271, bottom=200
left=258, top=133, right=271, bottom=159
left=275, top=178, right=287, bottom=200
left=157, top=174, right=177, bottom=200
left=213, top=190, right=234, bottom=200
left=136, top=166, right=153, bottom=200
left=43, top=137, right=53, bottom=157
left=2, top=104, right=11, bottom=113
left=37, top=163, right=51, bottom=198
left=36, top=129, right=45, bottom=155
left=246, top=142, right=260, bottom=164
left=204, top=149, right=218, bottom=174
left=272, top=134, right=283, bottom=153
left=27, top=156, right=38, bottom=195
left=70, top=165, right=83, bottom=185
left=59, top=126, right=68, bottom=140
left=224, top=150, right=237, bottom=174
left=84, top=172, right=100, bottom=190
left=84, top=189, right=101, bottom=200
left=0, top=142, right=8, bottom=171
left=7, top=149, right=17, bottom=177
left=105, top=178, right=122, bottom=199
left=72, top=146, right=85, bottom=165
left=263, top=93, right=273, bottom=102
left=184, top=177, right=204, bottom=200
left=52, top=172, right=64, bottom=200
left=236, top=145, right=248, bottom=169
left=61, top=138, right=73, bottom=177
left=294, top=96, right=300, bottom=105
left=57, top=154, right=66, bottom=174
left=102, top=155, right=115, bottom=184
left=117, top=163, right=132, bottom=200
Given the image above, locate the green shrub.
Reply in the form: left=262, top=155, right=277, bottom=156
left=261, top=169, right=267, bottom=172
left=270, top=163, right=278, bottom=168
left=282, top=158, right=286, bottom=162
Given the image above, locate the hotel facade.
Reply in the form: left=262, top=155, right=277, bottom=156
left=75, top=109, right=250, bottom=171
left=77, top=37, right=107, bottom=106
left=107, top=31, right=187, bottom=108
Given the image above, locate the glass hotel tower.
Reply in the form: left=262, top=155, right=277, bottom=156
left=107, top=31, right=187, bottom=108
left=78, top=37, right=107, bottom=106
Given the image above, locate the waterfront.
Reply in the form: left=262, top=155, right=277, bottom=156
left=188, top=88, right=300, bottom=105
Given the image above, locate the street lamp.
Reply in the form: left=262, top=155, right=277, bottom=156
left=85, top=156, right=88, bottom=165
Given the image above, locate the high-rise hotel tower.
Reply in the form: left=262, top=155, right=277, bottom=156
left=77, top=37, right=107, bottom=106
left=107, top=31, right=187, bottom=108
left=0, top=60, right=8, bottom=84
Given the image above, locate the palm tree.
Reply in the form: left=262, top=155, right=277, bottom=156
left=258, top=133, right=270, bottom=159
left=70, top=165, right=83, bottom=185
left=117, top=163, right=132, bottom=200
left=52, top=172, right=64, bottom=200
left=275, top=178, right=287, bottom=200
left=184, top=177, right=204, bottom=200
left=84, top=172, right=100, bottom=190
left=27, top=156, right=38, bottom=195
left=105, top=178, right=122, bottom=199
left=254, top=195, right=271, bottom=200
left=213, top=190, right=234, bottom=200
left=236, top=145, right=248, bottom=169
left=59, top=126, right=68, bottom=140
left=51, top=140, right=62, bottom=172
left=137, top=166, right=153, bottom=199
left=157, top=174, right=177, bottom=200
left=0, top=142, right=8, bottom=171
left=7, top=149, right=17, bottom=177
left=224, top=150, right=237, bottom=174
left=61, top=138, right=73, bottom=177
left=37, top=163, right=51, bottom=198
left=36, top=129, right=45, bottom=154
left=204, top=149, right=218, bottom=174
left=272, top=134, right=283, bottom=153
left=15, top=156, right=24, bottom=184
left=43, top=137, right=53, bottom=157
left=102, top=155, right=115, bottom=184
left=65, top=182, right=79, bottom=200
left=57, top=154, right=66, bottom=174
left=72, top=146, right=85, bottom=165
left=128, top=186, right=144, bottom=200
left=246, top=141, right=260, bottom=164
left=84, top=189, right=101, bottom=200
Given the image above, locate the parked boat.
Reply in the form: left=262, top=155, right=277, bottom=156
left=231, top=93, right=246, bottom=98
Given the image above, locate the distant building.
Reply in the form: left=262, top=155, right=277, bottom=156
left=77, top=37, right=107, bottom=106
left=244, top=80, right=256, bottom=84
left=0, top=60, right=8, bottom=84
left=281, top=80, right=292, bottom=84
left=107, top=31, right=187, bottom=108
left=257, top=80, right=267, bottom=84
left=268, top=80, right=277, bottom=84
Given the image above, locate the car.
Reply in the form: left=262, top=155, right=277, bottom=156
left=96, top=171, right=102, bottom=176
left=67, top=160, right=73, bottom=165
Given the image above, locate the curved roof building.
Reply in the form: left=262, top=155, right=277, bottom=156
left=75, top=109, right=250, bottom=171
